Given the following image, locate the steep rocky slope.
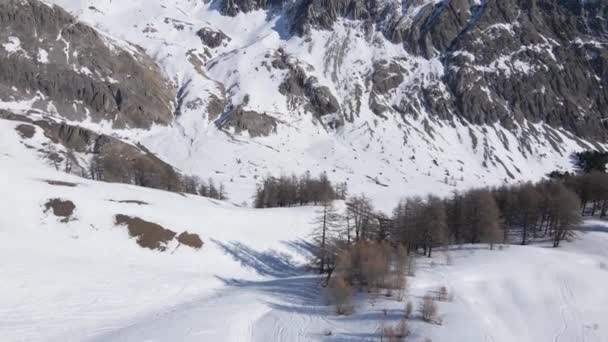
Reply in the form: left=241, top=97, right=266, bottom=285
left=1, top=0, right=607, bottom=207
left=214, top=0, right=608, bottom=138
left=0, top=0, right=175, bottom=129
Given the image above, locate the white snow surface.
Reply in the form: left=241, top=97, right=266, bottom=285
left=1, top=118, right=608, bottom=341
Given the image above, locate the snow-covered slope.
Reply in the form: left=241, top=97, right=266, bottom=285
left=0, top=117, right=316, bottom=340
left=2, top=0, right=603, bottom=210
left=1, top=117, right=608, bottom=342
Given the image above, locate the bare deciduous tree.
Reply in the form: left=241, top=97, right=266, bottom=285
left=312, top=201, right=342, bottom=274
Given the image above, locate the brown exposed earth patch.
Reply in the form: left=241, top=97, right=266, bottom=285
left=44, top=180, right=78, bottom=187
left=177, top=231, right=204, bottom=249
left=15, top=124, right=35, bottom=139
left=114, top=215, right=177, bottom=251
left=44, top=199, right=76, bottom=221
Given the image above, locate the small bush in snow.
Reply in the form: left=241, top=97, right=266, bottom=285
left=380, top=318, right=409, bottom=342
left=445, top=253, right=454, bottom=265
left=328, top=276, right=353, bottom=315
left=405, top=301, right=413, bottom=318
left=419, top=294, right=438, bottom=323
left=438, top=286, right=449, bottom=302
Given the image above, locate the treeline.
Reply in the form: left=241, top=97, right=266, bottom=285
left=314, top=178, right=581, bottom=282
left=315, top=177, right=584, bottom=318
left=493, top=181, right=580, bottom=246
left=83, top=149, right=229, bottom=200
left=552, top=171, right=608, bottom=217
left=253, top=172, right=347, bottom=208
left=182, top=175, right=228, bottom=200
left=89, top=153, right=228, bottom=200
left=573, top=150, right=608, bottom=173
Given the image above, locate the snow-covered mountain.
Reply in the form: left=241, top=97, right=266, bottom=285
left=3, top=2, right=608, bottom=341
left=1, top=0, right=607, bottom=208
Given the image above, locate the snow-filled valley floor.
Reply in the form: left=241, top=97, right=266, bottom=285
left=1, top=118, right=608, bottom=342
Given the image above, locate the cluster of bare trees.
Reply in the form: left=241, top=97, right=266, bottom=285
left=181, top=175, right=228, bottom=200
left=561, top=171, right=608, bottom=217
left=253, top=172, right=347, bottom=208
left=314, top=201, right=415, bottom=315
left=90, top=152, right=229, bottom=200
left=90, top=151, right=184, bottom=192
left=493, top=180, right=582, bottom=247
left=313, top=178, right=585, bottom=316
left=326, top=241, right=412, bottom=314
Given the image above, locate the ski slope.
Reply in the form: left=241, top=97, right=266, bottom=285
left=1, top=117, right=608, bottom=341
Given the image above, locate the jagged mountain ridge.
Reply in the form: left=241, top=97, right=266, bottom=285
left=1, top=0, right=606, bottom=208
left=220, top=0, right=608, bottom=139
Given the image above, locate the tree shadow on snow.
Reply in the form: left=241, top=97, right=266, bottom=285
left=215, top=274, right=328, bottom=315
left=579, top=222, right=608, bottom=233
left=324, top=332, right=379, bottom=341
left=211, top=238, right=306, bottom=278
left=281, top=239, right=318, bottom=259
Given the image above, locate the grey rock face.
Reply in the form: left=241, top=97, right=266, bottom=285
left=291, top=0, right=370, bottom=35
left=216, top=106, right=278, bottom=137
left=439, top=0, right=608, bottom=140
left=278, top=0, right=608, bottom=140
left=219, top=0, right=285, bottom=16
left=272, top=49, right=342, bottom=127
left=0, top=0, right=175, bottom=129
left=197, top=27, right=231, bottom=48
left=371, top=60, right=405, bottom=95
left=304, top=77, right=340, bottom=117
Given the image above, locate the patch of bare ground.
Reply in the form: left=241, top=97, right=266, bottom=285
left=15, top=124, right=35, bottom=139
left=177, top=231, right=204, bottom=249
left=108, top=199, right=149, bottom=205
left=115, top=215, right=176, bottom=251
left=114, top=215, right=204, bottom=251
left=44, top=180, right=78, bottom=187
left=44, top=199, right=76, bottom=222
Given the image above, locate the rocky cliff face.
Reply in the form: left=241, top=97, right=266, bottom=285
left=0, top=0, right=175, bottom=129
left=214, top=0, right=608, bottom=141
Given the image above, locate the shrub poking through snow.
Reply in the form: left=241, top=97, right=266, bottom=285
left=328, top=276, right=353, bottom=315
left=438, top=286, right=449, bottom=302
left=405, top=301, right=413, bottom=318
left=419, top=294, right=438, bottom=323
left=380, top=318, right=409, bottom=342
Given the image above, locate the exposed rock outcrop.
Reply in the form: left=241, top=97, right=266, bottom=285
left=0, top=0, right=175, bottom=129
left=216, top=106, right=278, bottom=137
left=273, top=49, right=343, bottom=127
left=218, top=0, right=284, bottom=16
left=197, top=27, right=231, bottom=48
